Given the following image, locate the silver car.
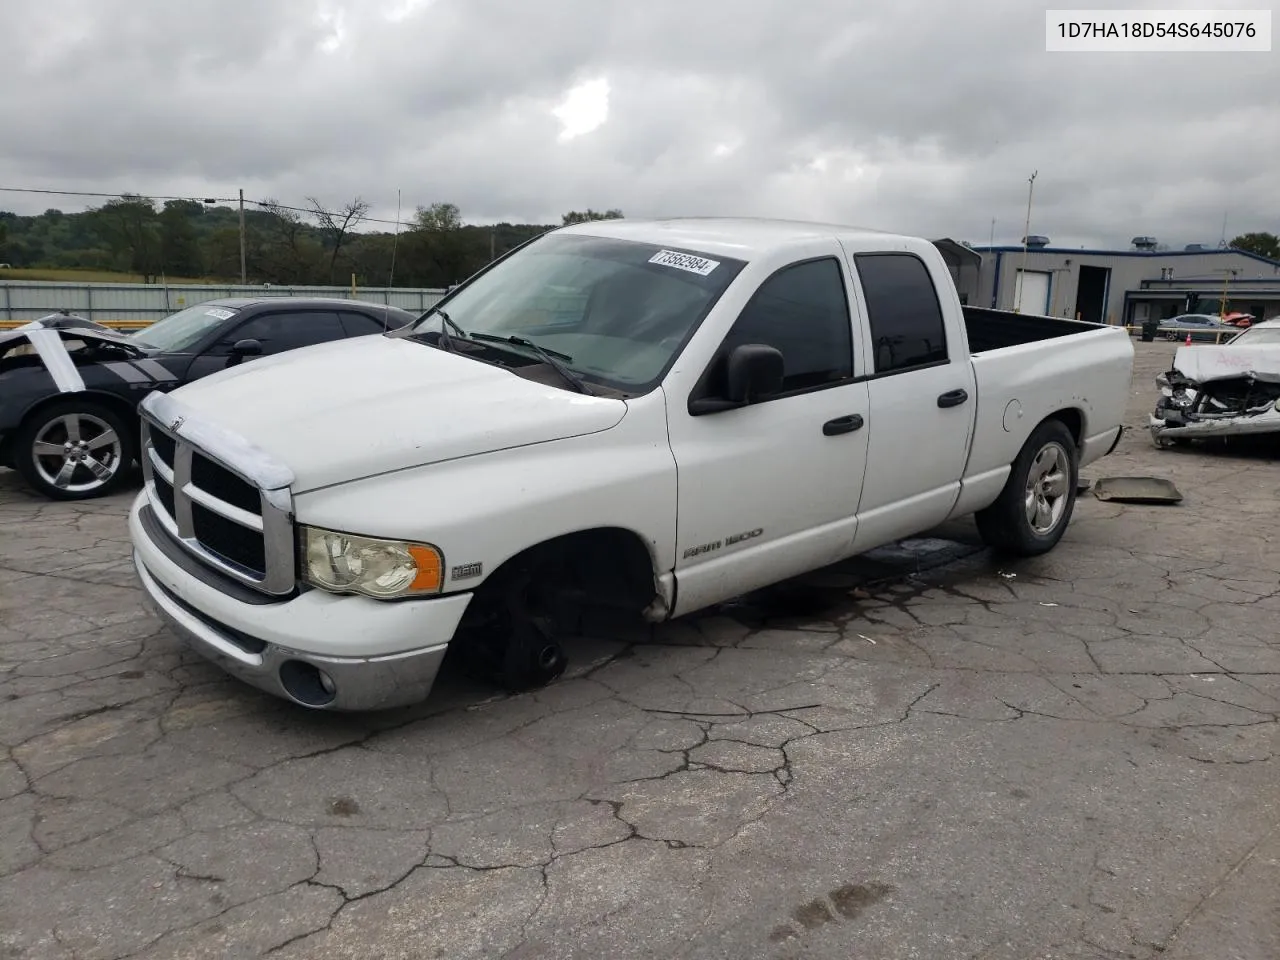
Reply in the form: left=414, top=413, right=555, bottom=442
left=1157, top=313, right=1234, bottom=342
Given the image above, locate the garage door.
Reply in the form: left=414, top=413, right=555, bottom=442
left=1013, top=269, right=1051, bottom=315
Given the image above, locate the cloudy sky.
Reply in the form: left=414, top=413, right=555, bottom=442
left=1, top=0, right=1276, bottom=247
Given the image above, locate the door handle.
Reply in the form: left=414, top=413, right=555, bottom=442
left=823, top=414, right=864, bottom=436
left=937, top=389, right=969, bottom=408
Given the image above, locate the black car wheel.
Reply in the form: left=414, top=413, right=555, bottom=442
left=14, top=400, right=135, bottom=501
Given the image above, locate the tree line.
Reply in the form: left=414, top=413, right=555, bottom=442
left=4, top=202, right=1275, bottom=286
left=0, top=199, right=626, bottom=287
left=1229, top=232, right=1280, bottom=260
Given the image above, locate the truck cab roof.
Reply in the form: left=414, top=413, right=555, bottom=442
left=555, top=217, right=906, bottom=261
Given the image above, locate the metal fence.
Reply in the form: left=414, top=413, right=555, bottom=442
left=0, top=281, right=449, bottom=328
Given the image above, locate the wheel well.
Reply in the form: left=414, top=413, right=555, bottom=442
left=1044, top=407, right=1083, bottom=446
left=480, top=527, right=658, bottom=613
left=20, top=392, right=141, bottom=442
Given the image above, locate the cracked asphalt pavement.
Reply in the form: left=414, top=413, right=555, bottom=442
left=2, top=340, right=1278, bottom=959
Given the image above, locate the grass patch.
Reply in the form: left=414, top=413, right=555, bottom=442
left=0, top=267, right=222, bottom=284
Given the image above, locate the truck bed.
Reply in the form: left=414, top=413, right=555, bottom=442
left=963, top=306, right=1104, bottom=353
left=960, top=307, right=1134, bottom=488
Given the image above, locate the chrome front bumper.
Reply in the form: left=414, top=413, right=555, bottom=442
left=133, top=552, right=450, bottom=712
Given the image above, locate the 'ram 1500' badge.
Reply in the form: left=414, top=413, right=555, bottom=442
left=451, top=562, right=483, bottom=580
left=682, top=528, right=763, bottom=559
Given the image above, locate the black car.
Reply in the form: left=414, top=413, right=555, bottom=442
left=0, top=297, right=417, bottom=500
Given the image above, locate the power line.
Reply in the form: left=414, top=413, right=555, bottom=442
left=0, top=185, right=238, bottom=204
left=0, top=185, right=419, bottom=229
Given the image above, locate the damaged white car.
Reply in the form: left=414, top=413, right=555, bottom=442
left=1150, top=319, right=1280, bottom=446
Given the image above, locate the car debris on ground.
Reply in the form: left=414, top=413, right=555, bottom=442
left=1091, top=476, right=1183, bottom=504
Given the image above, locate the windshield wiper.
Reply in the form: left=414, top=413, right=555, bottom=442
left=468, top=333, right=590, bottom=394
left=431, top=308, right=468, bottom=353
left=399, top=304, right=469, bottom=351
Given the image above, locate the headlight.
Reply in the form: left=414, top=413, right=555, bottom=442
left=300, top=525, right=443, bottom=599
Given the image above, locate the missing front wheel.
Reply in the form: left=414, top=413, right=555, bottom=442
left=453, top=566, right=570, bottom=692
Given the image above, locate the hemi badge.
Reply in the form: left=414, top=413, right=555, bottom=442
left=451, top=562, right=483, bottom=581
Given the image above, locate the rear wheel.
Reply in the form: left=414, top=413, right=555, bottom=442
left=974, top=419, right=1079, bottom=557
left=14, top=399, right=135, bottom=501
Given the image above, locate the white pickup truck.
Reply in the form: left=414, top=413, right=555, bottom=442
left=128, top=218, right=1134, bottom=711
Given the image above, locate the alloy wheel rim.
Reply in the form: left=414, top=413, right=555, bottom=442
left=31, top=413, right=123, bottom=493
left=1024, top=442, right=1070, bottom=535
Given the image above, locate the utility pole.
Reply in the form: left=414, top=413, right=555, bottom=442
left=1214, top=267, right=1237, bottom=320
left=1015, top=170, right=1037, bottom=313
left=490, top=230, right=496, bottom=262
left=238, top=188, right=247, bottom=285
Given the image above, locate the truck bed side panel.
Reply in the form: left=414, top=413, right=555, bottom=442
left=963, top=306, right=1106, bottom=351
left=948, top=328, right=1134, bottom=518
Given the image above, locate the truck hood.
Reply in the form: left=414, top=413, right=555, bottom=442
left=1170, top=343, right=1280, bottom=385
left=165, top=334, right=628, bottom=491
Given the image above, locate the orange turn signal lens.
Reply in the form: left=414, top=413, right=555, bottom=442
left=407, top=545, right=443, bottom=593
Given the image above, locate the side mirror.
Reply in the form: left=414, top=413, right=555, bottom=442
left=227, top=338, right=262, bottom=365
left=689, top=343, right=785, bottom=414
left=725, top=343, right=784, bottom=402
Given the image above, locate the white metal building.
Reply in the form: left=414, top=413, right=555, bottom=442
left=964, top=238, right=1280, bottom=326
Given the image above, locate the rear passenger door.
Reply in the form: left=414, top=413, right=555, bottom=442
left=845, top=251, right=978, bottom=553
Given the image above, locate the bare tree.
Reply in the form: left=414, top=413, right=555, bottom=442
left=259, top=199, right=314, bottom=281
left=307, top=196, right=370, bottom=283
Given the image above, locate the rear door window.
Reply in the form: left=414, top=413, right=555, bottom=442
left=853, top=253, right=949, bottom=374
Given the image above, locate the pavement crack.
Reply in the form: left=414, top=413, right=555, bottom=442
left=641, top=703, right=823, bottom=719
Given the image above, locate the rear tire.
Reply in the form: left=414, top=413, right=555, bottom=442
left=974, top=419, right=1079, bottom=557
left=14, top=399, right=135, bottom=501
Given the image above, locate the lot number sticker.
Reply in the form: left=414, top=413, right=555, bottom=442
left=649, top=249, right=720, bottom=276
left=204, top=307, right=236, bottom=320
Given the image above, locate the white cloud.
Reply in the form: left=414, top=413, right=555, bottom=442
left=384, top=0, right=433, bottom=21
left=552, top=77, right=610, bottom=142
left=0, top=0, right=1275, bottom=245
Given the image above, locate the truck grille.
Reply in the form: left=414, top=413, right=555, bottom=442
left=138, top=393, right=296, bottom=597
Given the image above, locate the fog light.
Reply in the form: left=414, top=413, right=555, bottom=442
left=279, top=660, right=338, bottom=707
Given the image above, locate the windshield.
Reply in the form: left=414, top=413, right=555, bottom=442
left=129, top=303, right=240, bottom=352
left=402, top=233, right=747, bottom=393
left=1229, top=326, right=1280, bottom=345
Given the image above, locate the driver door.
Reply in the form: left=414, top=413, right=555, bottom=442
left=664, top=252, right=871, bottom=616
